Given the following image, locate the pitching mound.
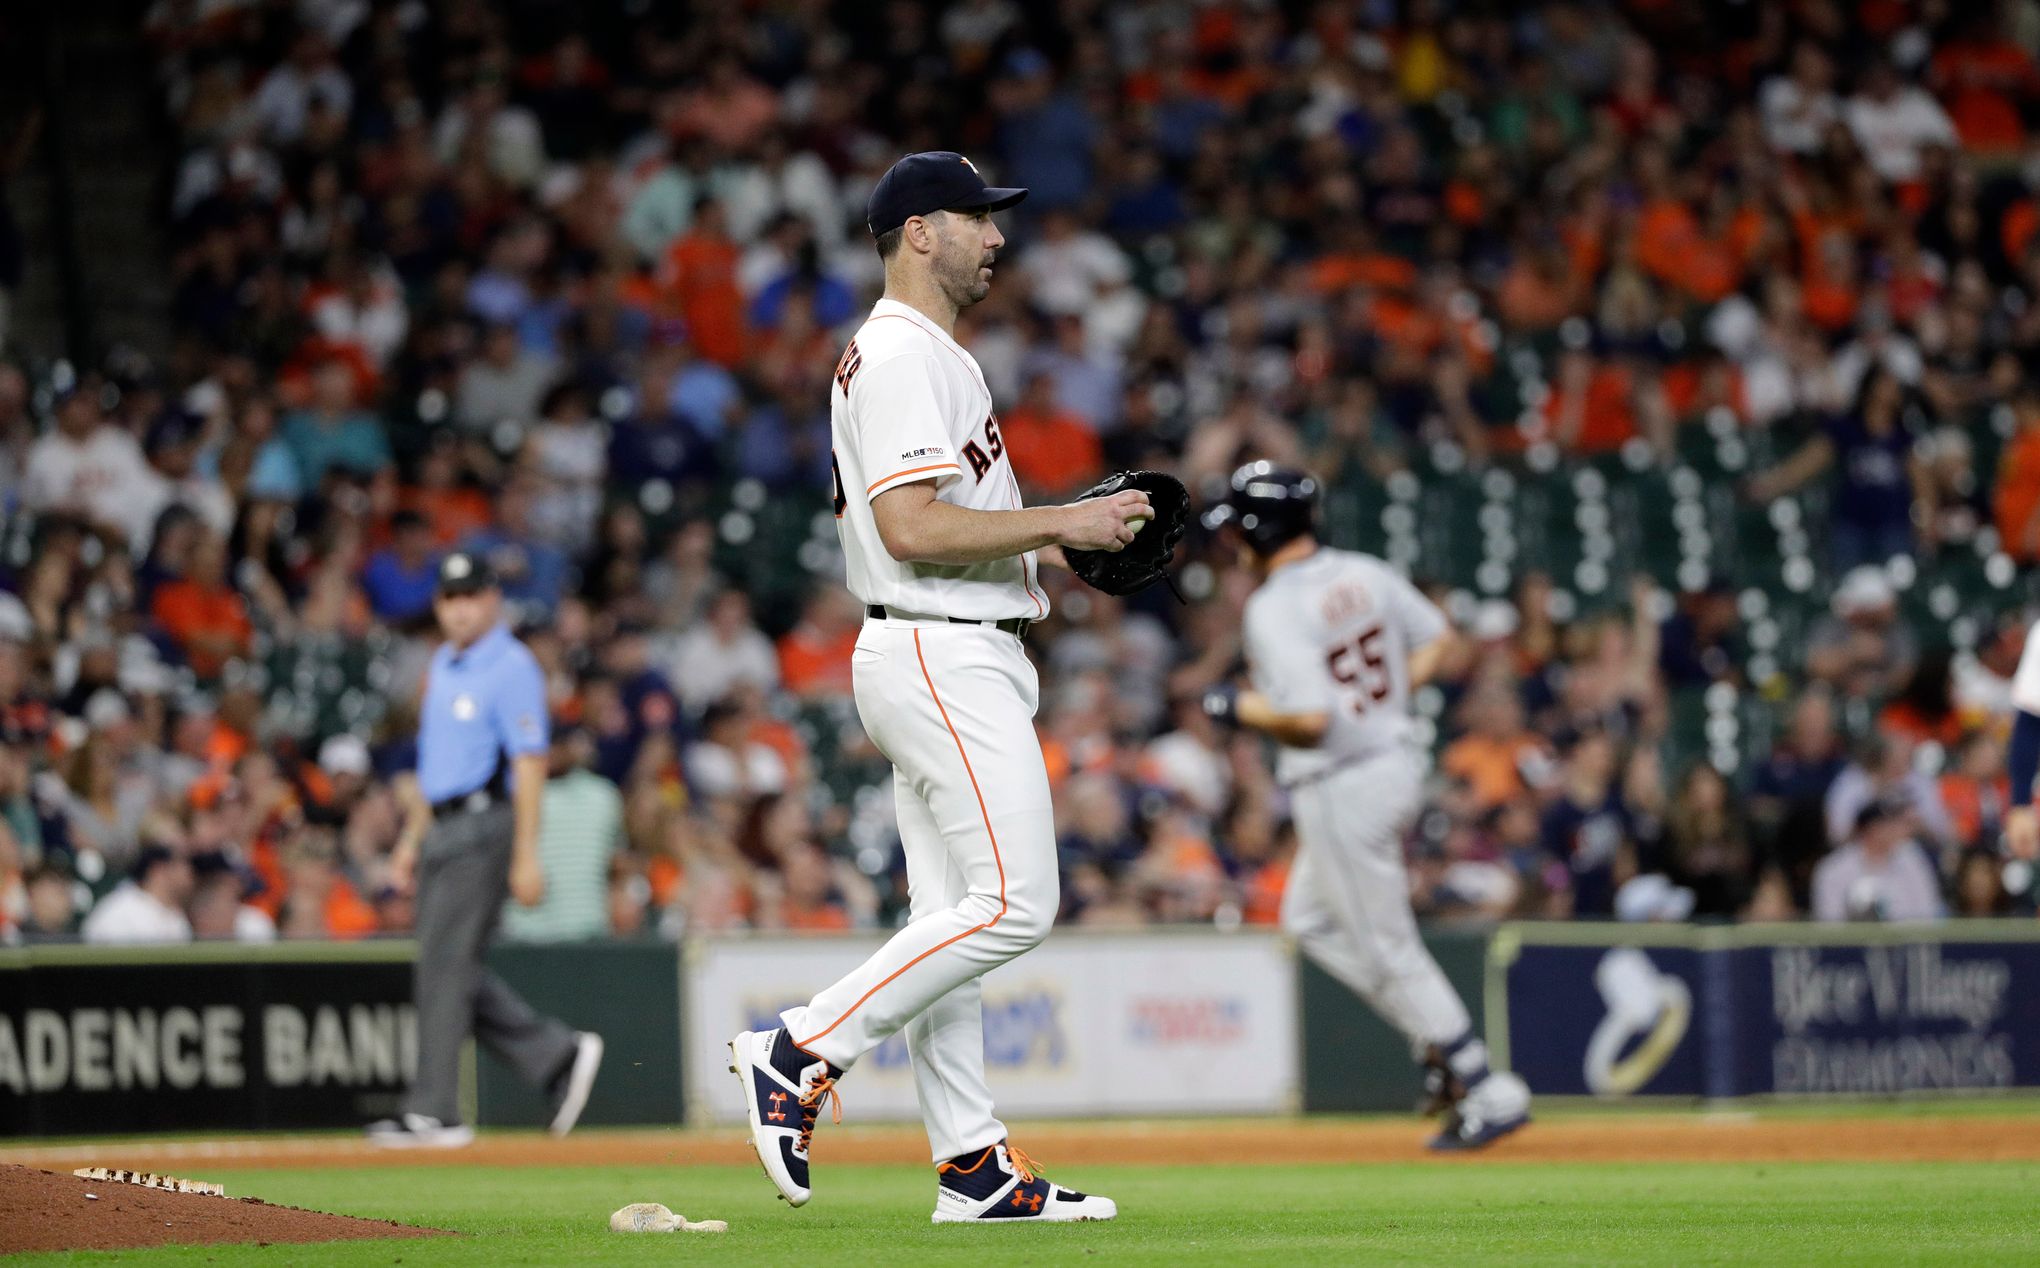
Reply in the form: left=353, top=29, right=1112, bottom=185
left=0, top=1165, right=453, bottom=1254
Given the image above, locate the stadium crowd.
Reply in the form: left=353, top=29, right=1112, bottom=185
left=4, top=0, right=2040, bottom=945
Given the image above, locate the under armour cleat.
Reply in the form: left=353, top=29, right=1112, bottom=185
left=729, top=1028, right=841, bottom=1206
left=931, top=1141, right=1117, bottom=1223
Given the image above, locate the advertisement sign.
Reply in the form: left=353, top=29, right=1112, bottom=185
left=0, top=946, right=415, bottom=1136
left=685, top=931, right=1296, bottom=1123
left=1497, top=938, right=1707, bottom=1098
left=1491, top=924, right=2040, bottom=1101
left=1726, top=940, right=2040, bottom=1097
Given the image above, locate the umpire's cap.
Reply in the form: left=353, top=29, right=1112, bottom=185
left=1202, top=461, right=1319, bottom=555
left=867, top=152, right=1027, bottom=237
left=436, top=551, right=497, bottom=597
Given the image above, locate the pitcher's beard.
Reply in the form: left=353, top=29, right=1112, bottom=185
left=939, top=254, right=995, bottom=307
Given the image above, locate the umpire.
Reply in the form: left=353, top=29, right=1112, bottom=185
left=368, top=551, right=604, bottom=1148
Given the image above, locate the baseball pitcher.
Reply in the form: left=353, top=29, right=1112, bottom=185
left=728, top=152, right=1172, bottom=1223
left=1202, top=461, right=1531, bottom=1149
left=2004, top=612, right=2040, bottom=861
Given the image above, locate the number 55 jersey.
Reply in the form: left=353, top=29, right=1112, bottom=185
left=1242, top=547, right=1447, bottom=786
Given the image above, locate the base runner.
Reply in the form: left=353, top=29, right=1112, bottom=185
left=1202, top=461, right=1532, bottom=1149
left=728, top=152, right=1147, bottom=1222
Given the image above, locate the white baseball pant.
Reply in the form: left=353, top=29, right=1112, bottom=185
left=777, top=615, right=1057, bottom=1162
left=1283, top=748, right=1471, bottom=1050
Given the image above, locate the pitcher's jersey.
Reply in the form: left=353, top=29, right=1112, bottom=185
left=2014, top=617, right=2040, bottom=715
left=830, top=299, right=1048, bottom=622
left=1243, top=547, right=1448, bottom=785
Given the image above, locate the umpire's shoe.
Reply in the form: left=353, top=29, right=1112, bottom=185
left=1428, top=1071, right=1532, bottom=1151
left=547, top=1031, right=605, bottom=1137
left=729, top=1028, right=841, bottom=1206
left=932, top=1142, right=1117, bottom=1223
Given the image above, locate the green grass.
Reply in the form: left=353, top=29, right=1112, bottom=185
left=11, top=1159, right=2040, bottom=1266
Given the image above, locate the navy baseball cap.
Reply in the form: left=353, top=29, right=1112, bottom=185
left=866, top=152, right=1027, bottom=237
left=436, top=551, right=497, bottom=596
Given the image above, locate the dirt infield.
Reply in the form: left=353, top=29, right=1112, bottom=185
left=0, top=1165, right=452, bottom=1253
left=4, top=1112, right=2038, bottom=1176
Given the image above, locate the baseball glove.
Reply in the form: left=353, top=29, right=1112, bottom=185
left=1061, top=469, right=1190, bottom=597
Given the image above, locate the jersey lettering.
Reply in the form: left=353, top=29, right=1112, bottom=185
left=1326, top=624, right=1392, bottom=713
left=985, top=414, right=1005, bottom=459
left=962, top=440, right=992, bottom=479
left=834, top=339, right=864, bottom=394
left=831, top=450, right=847, bottom=518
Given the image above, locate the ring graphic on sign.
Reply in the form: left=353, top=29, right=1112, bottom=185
left=1584, top=947, right=1691, bottom=1096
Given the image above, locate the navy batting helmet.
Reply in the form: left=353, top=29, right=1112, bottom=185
left=1201, top=461, right=1319, bottom=555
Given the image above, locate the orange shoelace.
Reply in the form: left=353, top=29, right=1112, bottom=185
left=936, top=1141, right=1041, bottom=1184
left=796, top=1075, right=841, bottom=1153
left=1004, top=1143, right=1041, bottom=1185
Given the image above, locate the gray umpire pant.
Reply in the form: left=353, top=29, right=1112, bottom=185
left=402, top=802, right=577, bottom=1124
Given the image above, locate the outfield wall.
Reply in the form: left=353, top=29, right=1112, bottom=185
left=6, top=921, right=2039, bottom=1135
left=1489, top=921, right=2040, bottom=1101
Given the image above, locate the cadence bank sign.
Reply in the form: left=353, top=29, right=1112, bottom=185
left=0, top=954, right=416, bottom=1134
left=0, top=1002, right=416, bottom=1096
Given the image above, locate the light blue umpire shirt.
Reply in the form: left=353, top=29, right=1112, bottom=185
left=417, top=623, right=550, bottom=804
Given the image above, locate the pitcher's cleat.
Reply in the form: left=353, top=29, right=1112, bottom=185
left=1428, top=1071, right=1532, bottom=1151
left=932, top=1142, right=1117, bottom=1223
left=728, top=1028, right=841, bottom=1206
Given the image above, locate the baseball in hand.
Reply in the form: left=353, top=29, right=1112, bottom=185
left=1129, top=517, right=1150, bottom=534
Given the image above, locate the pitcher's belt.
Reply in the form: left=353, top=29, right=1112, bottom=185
left=866, top=604, right=1031, bottom=639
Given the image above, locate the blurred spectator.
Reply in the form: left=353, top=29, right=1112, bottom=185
left=1442, top=683, right=1553, bottom=814
left=188, top=854, right=277, bottom=942
left=281, top=359, right=392, bottom=489
left=1995, top=384, right=2040, bottom=563
left=1938, top=728, right=2009, bottom=854
left=462, top=478, right=570, bottom=619
left=1953, top=849, right=2011, bottom=918
left=686, top=697, right=787, bottom=801
left=1538, top=729, right=1634, bottom=918
left=776, top=590, right=861, bottom=702
left=1804, top=566, right=1919, bottom=700
left=80, top=845, right=193, bottom=943
left=1662, top=763, right=1752, bottom=918
left=1824, top=732, right=1955, bottom=857
left=23, top=377, right=157, bottom=547
left=771, top=843, right=852, bottom=932
left=456, top=323, right=557, bottom=434
left=1000, top=371, right=1105, bottom=498
left=502, top=727, right=623, bottom=943
left=1747, top=369, right=1923, bottom=571
left=1656, top=580, right=1742, bottom=690
left=18, top=863, right=79, bottom=942
left=1879, top=649, right=1964, bottom=749
left=151, top=531, right=253, bottom=680
left=662, top=590, right=778, bottom=712
left=362, top=510, right=442, bottom=626
left=1811, top=796, right=1946, bottom=923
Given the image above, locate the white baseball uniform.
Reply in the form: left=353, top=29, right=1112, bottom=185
left=777, top=298, right=1054, bottom=1163
left=2013, top=617, right=2040, bottom=718
left=1244, top=547, right=1472, bottom=1050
